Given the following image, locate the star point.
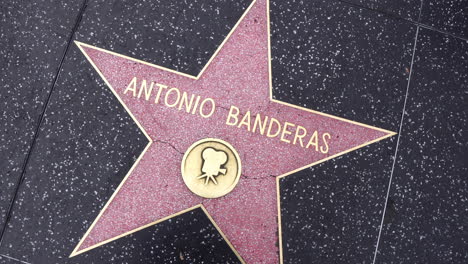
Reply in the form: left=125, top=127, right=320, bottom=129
left=71, top=0, right=395, bottom=262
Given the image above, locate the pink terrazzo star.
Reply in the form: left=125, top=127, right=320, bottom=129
left=71, top=0, right=395, bottom=263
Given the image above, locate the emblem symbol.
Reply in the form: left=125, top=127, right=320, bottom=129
left=181, top=138, right=241, bottom=198
left=198, top=147, right=228, bottom=185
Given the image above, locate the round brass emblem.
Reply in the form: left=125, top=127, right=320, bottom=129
left=181, top=138, right=241, bottom=198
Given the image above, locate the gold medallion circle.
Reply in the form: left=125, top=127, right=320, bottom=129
left=181, top=138, right=241, bottom=199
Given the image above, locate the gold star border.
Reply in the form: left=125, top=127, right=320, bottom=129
left=70, top=0, right=396, bottom=262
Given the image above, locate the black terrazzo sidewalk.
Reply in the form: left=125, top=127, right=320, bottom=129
left=1, top=0, right=467, bottom=263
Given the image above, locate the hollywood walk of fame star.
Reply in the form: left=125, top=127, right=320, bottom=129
left=70, top=0, right=395, bottom=262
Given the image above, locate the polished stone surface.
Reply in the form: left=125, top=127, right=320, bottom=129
left=76, top=0, right=251, bottom=76
left=0, top=45, right=148, bottom=262
left=270, top=0, right=415, bottom=131
left=2, top=208, right=241, bottom=263
left=280, top=139, right=396, bottom=263
left=420, top=0, right=468, bottom=39
left=0, top=0, right=467, bottom=263
left=0, top=0, right=83, bottom=229
left=342, top=0, right=422, bottom=21
left=270, top=1, right=415, bottom=263
left=0, top=256, right=21, bottom=263
left=375, top=28, right=468, bottom=263
left=0, top=0, right=252, bottom=263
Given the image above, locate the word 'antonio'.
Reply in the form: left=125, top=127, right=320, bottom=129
left=123, top=77, right=331, bottom=154
left=124, top=77, right=216, bottom=118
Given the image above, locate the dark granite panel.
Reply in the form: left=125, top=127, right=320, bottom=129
left=280, top=139, right=396, bottom=263
left=376, top=28, right=468, bottom=263
left=69, top=208, right=241, bottom=264
left=271, top=1, right=412, bottom=262
left=0, top=255, right=26, bottom=263
left=76, top=0, right=252, bottom=76
left=0, top=1, right=253, bottom=262
left=270, top=0, right=416, bottom=131
left=1, top=208, right=239, bottom=264
left=0, top=0, right=83, bottom=229
left=420, top=0, right=468, bottom=39
left=0, top=45, right=148, bottom=262
left=341, top=0, right=422, bottom=21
